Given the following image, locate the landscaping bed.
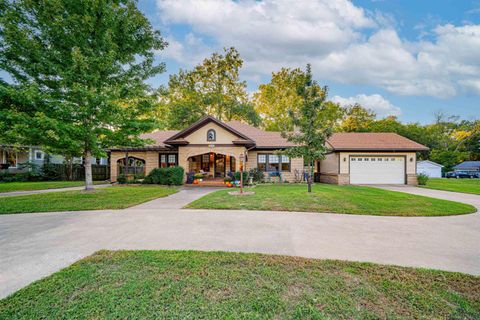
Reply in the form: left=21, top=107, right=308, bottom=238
left=0, top=185, right=178, bottom=214
left=1, top=250, right=478, bottom=319
left=0, top=180, right=106, bottom=193
left=421, top=178, right=480, bottom=195
left=186, top=184, right=476, bottom=216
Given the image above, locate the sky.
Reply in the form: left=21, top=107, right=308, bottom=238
left=138, top=0, right=480, bottom=124
left=1, top=0, right=478, bottom=124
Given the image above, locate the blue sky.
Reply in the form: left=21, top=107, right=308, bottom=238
left=141, top=0, right=480, bottom=124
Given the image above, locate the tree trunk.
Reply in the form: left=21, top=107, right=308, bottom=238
left=307, top=161, right=312, bottom=193
left=84, top=149, right=94, bottom=190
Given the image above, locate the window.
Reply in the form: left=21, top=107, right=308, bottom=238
left=258, top=154, right=267, bottom=171
left=35, top=151, right=44, bottom=160
left=351, top=158, right=356, bottom=161
left=268, top=155, right=280, bottom=172
left=371, top=158, right=376, bottom=161
left=159, top=153, right=178, bottom=167
left=391, top=158, right=396, bottom=161
left=207, top=129, right=216, bottom=142
left=378, top=158, right=382, bottom=161
left=364, top=158, right=369, bottom=161
left=117, top=157, right=145, bottom=175
left=281, top=155, right=290, bottom=171
left=258, top=153, right=291, bottom=172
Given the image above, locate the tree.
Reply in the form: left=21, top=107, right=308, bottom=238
left=161, top=47, right=259, bottom=128
left=0, top=0, right=166, bottom=189
left=282, top=65, right=342, bottom=192
left=253, top=68, right=306, bottom=131
left=339, top=104, right=376, bottom=132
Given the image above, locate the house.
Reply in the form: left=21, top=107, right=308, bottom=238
left=453, top=161, right=480, bottom=173
left=0, top=146, right=108, bottom=173
left=417, top=160, right=443, bottom=178
left=109, top=116, right=429, bottom=185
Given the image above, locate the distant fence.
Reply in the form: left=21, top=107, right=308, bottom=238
left=45, top=164, right=110, bottom=181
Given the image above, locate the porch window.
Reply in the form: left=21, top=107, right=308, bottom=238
left=258, top=153, right=291, bottom=172
left=159, top=153, right=178, bottom=167
left=117, top=157, right=145, bottom=175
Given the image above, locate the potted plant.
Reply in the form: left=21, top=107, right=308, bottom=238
left=224, top=177, right=232, bottom=185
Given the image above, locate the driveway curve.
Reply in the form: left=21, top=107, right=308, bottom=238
left=1, top=187, right=479, bottom=299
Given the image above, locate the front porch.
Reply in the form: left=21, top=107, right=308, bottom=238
left=186, top=152, right=237, bottom=179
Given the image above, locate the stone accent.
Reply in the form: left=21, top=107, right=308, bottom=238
left=319, top=173, right=350, bottom=185
left=407, top=174, right=418, bottom=186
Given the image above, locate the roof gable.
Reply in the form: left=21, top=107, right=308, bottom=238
left=164, top=116, right=253, bottom=144
left=417, top=160, right=444, bottom=167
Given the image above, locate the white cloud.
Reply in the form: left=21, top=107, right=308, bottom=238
left=156, top=0, right=480, bottom=98
left=331, top=94, right=401, bottom=117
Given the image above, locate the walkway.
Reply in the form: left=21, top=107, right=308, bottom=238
left=1, top=186, right=479, bottom=299
left=0, top=184, right=112, bottom=197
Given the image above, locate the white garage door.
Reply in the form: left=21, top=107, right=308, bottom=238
left=350, top=156, right=405, bottom=184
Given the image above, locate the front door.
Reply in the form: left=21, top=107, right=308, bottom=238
left=214, top=154, right=225, bottom=178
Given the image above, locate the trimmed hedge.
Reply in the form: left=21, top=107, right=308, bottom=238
left=143, top=166, right=184, bottom=185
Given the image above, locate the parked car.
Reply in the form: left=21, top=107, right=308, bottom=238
left=446, top=171, right=479, bottom=178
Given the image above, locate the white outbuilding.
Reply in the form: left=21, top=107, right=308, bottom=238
left=417, top=160, right=443, bottom=178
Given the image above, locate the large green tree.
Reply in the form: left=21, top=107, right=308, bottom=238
left=160, top=47, right=260, bottom=129
left=253, top=68, right=305, bottom=131
left=282, top=65, right=342, bottom=192
left=0, top=0, right=166, bottom=189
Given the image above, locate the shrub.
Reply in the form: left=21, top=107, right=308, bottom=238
left=223, top=176, right=232, bottom=183
left=117, top=174, right=127, bottom=184
left=233, top=171, right=249, bottom=182
left=143, top=166, right=184, bottom=185
left=194, top=173, right=204, bottom=180
left=417, top=173, right=429, bottom=185
left=249, top=168, right=264, bottom=183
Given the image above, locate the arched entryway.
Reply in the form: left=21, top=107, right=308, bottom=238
left=117, top=157, right=146, bottom=176
left=187, top=152, right=236, bottom=178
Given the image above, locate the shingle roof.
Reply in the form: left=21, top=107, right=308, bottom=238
left=111, top=118, right=428, bottom=152
left=454, top=161, right=480, bottom=169
left=326, top=132, right=429, bottom=151
left=225, top=120, right=295, bottom=148
left=140, top=130, right=179, bottom=148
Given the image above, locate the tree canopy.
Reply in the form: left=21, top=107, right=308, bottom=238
left=0, top=0, right=166, bottom=188
left=158, top=47, right=260, bottom=129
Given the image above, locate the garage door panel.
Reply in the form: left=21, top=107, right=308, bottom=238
left=350, top=156, right=405, bottom=184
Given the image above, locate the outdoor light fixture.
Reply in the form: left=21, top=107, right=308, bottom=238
left=343, top=157, right=347, bottom=162
left=410, top=157, right=413, bottom=162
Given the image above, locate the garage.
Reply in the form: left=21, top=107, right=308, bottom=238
left=350, top=156, right=405, bottom=184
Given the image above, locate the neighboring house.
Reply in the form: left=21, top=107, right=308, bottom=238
left=109, top=116, right=428, bottom=185
left=453, top=161, right=480, bottom=173
left=417, top=160, right=443, bottom=178
left=0, top=146, right=108, bottom=173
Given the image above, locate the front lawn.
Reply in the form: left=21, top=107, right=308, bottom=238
left=186, top=184, right=475, bottom=216
left=422, top=178, right=480, bottom=195
left=0, top=185, right=178, bottom=214
left=0, top=180, right=106, bottom=193
left=1, top=251, right=478, bottom=319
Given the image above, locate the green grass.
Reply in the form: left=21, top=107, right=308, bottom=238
left=0, top=180, right=106, bottom=193
left=1, top=250, right=479, bottom=319
left=422, top=178, right=480, bottom=195
left=0, top=185, right=178, bottom=214
left=186, top=184, right=476, bottom=216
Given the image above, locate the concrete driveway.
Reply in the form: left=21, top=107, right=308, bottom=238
left=1, top=187, right=479, bottom=299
